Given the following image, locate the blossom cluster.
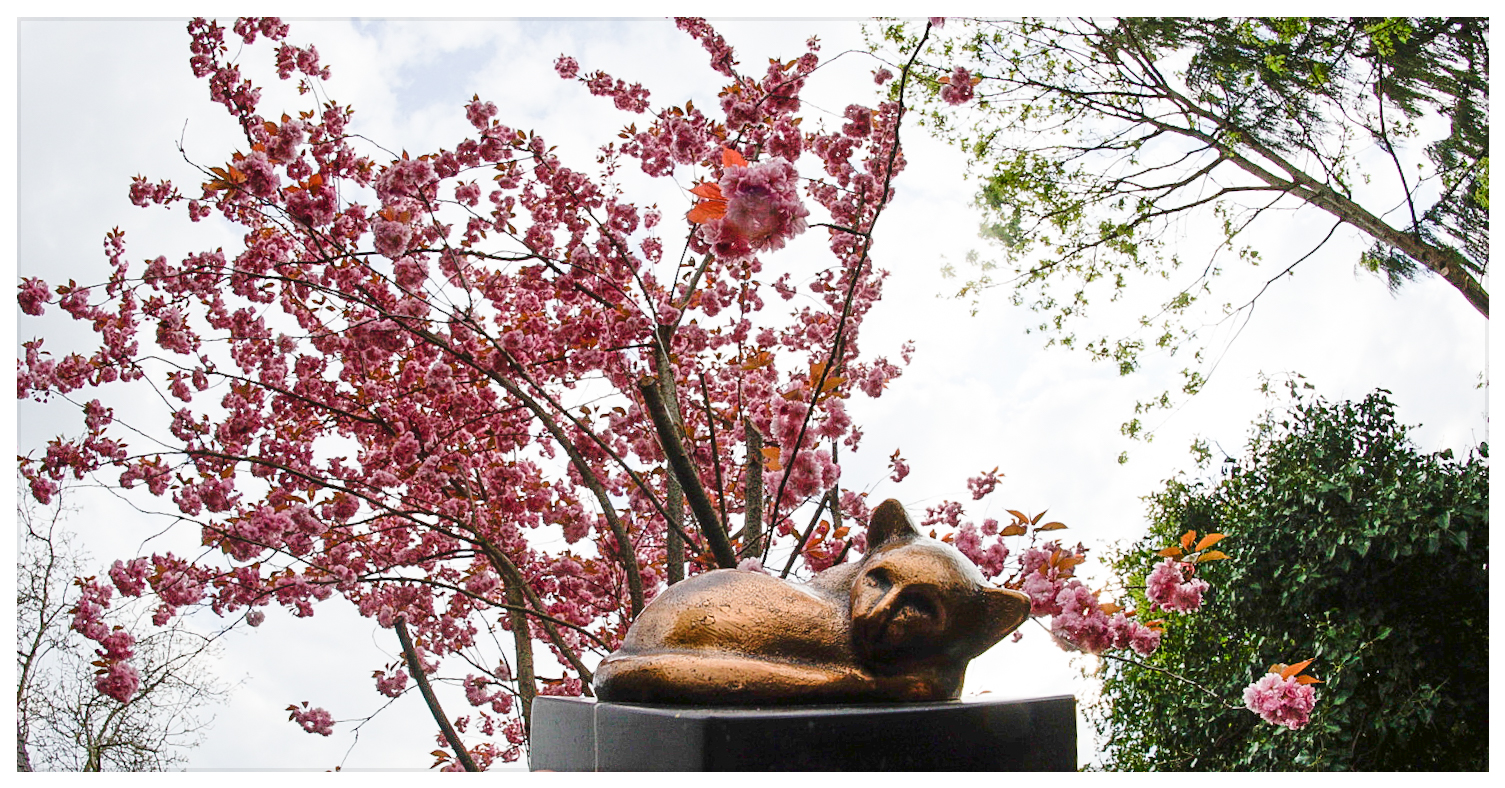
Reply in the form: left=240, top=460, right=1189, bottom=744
left=96, top=661, right=143, bottom=704
left=940, top=67, right=976, bottom=105
left=900, top=484, right=1163, bottom=659
left=1243, top=672, right=1317, bottom=730
left=1014, top=543, right=1162, bottom=656
left=888, top=450, right=911, bottom=483
left=68, top=578, right=145, bottom=703
left=1146, top=557, right=1209, bottom=612
left=288, top=703, right=335, bottom=736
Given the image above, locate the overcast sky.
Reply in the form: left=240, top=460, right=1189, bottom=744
left=11, top=14, right=1490, bottom=771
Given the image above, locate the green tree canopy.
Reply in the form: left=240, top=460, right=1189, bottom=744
left=1091, top=386, right=1487, bottom=770
left=876, top=17, right=1488, bottom=441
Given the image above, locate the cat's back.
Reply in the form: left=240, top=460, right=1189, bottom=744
left=616, top=569, right=852, bottom=663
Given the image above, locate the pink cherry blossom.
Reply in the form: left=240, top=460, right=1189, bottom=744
left=98, top=629, right=136, bottom=661
left=95, top=660, right=142, bottom=703
left=109, top=557, right=150, bottom=596
left=922, top=500, right=964, bottom=529
left=940, top=67, right=975, bottom=105
left=698, top=157, right=809, bottom=261
left=289, top=704, right=335, bottom=736
left=376, top=668, right=410, bottom=698
left=1146, top=557, right=1209, bottom=612
left=18, top=277, right=49, bottom=315
left=1050, top=581, right=1114, bottom=653
left=967, top=468, right=1002, bottom=499
left=466, top=98, right=498, bottom=129
left=1243, top=672, right=1316, bottom=730
left=675, top=17, right=737, bottom=77
left=463, top=674, right=498, bottom=706
left=888, top=451, right=910, bottom=483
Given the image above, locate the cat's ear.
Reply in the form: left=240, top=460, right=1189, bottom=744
left=867, top=499, right=920, bottom=548
left=971, top=586, right=1032, bottom=652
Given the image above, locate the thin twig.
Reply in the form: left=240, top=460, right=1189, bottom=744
left=1100, top=652, right=1243, bottom=711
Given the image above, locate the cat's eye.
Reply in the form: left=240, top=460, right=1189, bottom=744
left=863, top=566, right=892, bottom=590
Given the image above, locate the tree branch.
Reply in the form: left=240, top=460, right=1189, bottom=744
left=638, top=376, right=739, bottom=569
left=741, top=418, right=765, bottom=559
left=394, top=617, right=479, bottom=772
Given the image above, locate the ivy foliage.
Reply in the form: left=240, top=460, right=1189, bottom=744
left=875, top=18, right=1488, bottom=443
left=1092, top=386, right=1488, bottom=770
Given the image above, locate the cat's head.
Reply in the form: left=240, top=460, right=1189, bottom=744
left=849, top=499, right=1031, bottom=670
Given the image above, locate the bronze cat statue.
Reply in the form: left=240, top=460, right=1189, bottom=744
left=593, top=499, right=1032, bottom=704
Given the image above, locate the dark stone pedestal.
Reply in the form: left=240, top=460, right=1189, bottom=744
left=529, top=695, right=1076, bottom=771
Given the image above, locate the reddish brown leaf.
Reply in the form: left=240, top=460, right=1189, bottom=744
left=1156, top=546, right=1184, bottom=557
left=1295, top=675, right=1323, bottom=685
left=807, top=360, right=829, bottom=385
left=760, top=446, right=782, bottom=471
left=1036, top=522, right=1067, bottom=531
left=689, top=181, right=725, bottom=201
left=721, top=147, right=748, bottom=168
left=1194, top=532, right=1227, bottom=551
left=1000, top=524, right=1028, bottom=537
left=740, top=350, right=773, bottom=370
left=1180, top=530, right=1197, bottom=550
left=1281, top=658, right=1315, bottom=679
left=1195, top=550, right=1230, bottom=563
left=686, top=200, right=727, bottom=224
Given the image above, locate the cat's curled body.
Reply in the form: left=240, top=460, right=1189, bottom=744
left=593, top=499, right=1031, bottom=704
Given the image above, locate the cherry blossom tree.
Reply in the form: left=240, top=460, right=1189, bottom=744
left=17, top=16, right=945, bottom=767
left=17, top=17, right=1308, bottom=768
